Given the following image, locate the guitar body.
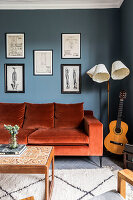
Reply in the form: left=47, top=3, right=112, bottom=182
left=104, top=120, right=128, bottom=155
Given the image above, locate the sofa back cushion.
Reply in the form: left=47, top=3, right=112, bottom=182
left=23, top=103, right=54, bottom=129
left=55, top=103, right=84, bottom=128
left=0, top=103, right=25, bottom=128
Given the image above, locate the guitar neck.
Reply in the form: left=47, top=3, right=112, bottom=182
left=116, top=99, right=124, bottom=129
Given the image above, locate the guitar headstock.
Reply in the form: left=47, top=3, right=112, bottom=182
left=119, top=90, right=127, bottom=100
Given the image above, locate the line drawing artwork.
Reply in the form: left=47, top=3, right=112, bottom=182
left=62, top=64, right=81, bottom=94
left=62, top=34, right=81, bottom=58
left=40, top=52, right=51, bottom=73
left=11, top=67, right=18, bottom=90
left=6, top=34, right=25, bottom=58
left=9, top=36, right=23, bottom=56
left=65, top=38, right=79, bottom=56
left=5, top=64, right=24, bottom=93
left=73, top=69, right=77, bottom=89
left=65, top=68, right=70, bottom=89
left=34, top=51, right=53, bottom=75
left=64, top=38, right=79, bottom=57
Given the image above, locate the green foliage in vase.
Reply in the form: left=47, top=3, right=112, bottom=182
left=4, top=124, right=20, bottom=135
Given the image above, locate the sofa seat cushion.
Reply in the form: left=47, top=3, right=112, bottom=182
left=23, top=103, right=54, bottom=129
left=0, top=103, right=25, bottom=128
left=55, top=103, right=84, bottom=128
left=28, top=128, right=89, bottom=145
left=0, top=128, right=35, bottom=144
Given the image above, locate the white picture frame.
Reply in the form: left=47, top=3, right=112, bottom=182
left=5, top=64, right=25, bottom=93
left=61, top=33, right=81, bottom=59
left=6, top=33, right=25, bottom=58
left=61, top=64, right=81, bottom=94
left=34, top=50, right=53, bottom=76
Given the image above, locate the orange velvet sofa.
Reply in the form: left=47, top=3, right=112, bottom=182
left=0, top=102, right=103, bottom=157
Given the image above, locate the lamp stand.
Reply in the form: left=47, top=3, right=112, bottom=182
left=107, top=81, right=110, bottom=129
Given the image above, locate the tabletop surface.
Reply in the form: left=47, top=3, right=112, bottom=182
left=0, top=146, right=53, bottom=166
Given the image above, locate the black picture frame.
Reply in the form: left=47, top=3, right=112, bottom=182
left=5, top=33, right=25, bottom=59
left=33, top=50, right=53, bottom=76
left=5, top=64, right=25, bottom=93
left=61, top=33, right=81, bottom=59
left=61, top=64, right=81, bottom=94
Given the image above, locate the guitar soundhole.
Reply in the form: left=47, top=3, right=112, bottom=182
left=115, top=127, right=121, bottom=134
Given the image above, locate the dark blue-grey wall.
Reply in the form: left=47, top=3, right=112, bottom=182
left=121, top=0, right=133, bottom=143
left=0, top=10, right=121, bottom=133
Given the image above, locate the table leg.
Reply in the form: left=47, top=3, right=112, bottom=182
left=49, top=156, right=54, bottom=200
left=52, top=156, right=54, bottom=183
left=45, top=168, right=49, bottom=200
left=118, top=174, right=126, bottom=199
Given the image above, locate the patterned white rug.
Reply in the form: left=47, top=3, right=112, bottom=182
left=0, top=168, right=118, bottom=200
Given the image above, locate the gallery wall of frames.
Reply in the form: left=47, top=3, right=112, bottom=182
left=0, top=9, right=121, bottom=123
left=4, top=33, right=81, bottom=94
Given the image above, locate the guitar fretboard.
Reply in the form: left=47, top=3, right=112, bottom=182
left=116, top=99, right=124, bottom=129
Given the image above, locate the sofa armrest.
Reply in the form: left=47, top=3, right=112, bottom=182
left=84, top=115, right=103, bottom=156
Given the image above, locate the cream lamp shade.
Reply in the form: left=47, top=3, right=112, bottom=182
left=92, top=64, right=110, bottom=83
left=111, top=61, right=130, bottom=80
left=87, top=64, right=110, bottom=83
left=86, top=65, right=97, bottom=78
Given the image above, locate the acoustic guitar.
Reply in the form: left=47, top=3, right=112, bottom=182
left=104, top=90, right=128, bottom=155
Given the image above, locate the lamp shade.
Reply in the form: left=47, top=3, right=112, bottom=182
left=111, top=61, right=130, bottom=80
left=92, top=64, right=110, bottom=83
left=86, top=65, right=97, bottom=78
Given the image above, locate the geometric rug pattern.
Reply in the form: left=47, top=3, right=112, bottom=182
left=0, top=168, right=117, bottom=200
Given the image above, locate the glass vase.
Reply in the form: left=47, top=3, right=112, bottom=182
left=9, top=134, right=18, bottom=149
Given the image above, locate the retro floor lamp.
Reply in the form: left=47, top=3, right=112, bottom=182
left=86, top=61, right=130, bottom=125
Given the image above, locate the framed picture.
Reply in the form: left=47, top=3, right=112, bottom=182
left=61, top=33, right=81, bottom=59
left=5, top=33, right=25, bottom=58
left=33, top=50, right=53, bottom=75
left=5, top=64, right=25, bottom=93
left=61, top=64, right=81, bottom=94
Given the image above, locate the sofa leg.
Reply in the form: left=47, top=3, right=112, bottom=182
left=99, top=156, right=102, bottom=168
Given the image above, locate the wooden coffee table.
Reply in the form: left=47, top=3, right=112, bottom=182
left=0, top=146, right=54, bottom=200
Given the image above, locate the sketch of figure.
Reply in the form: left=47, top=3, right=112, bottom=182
left=73, top=69, right=77, bottom=89
left=65, top=68, right=70, bottom=89
left=11, top=67, right=18, bottom=90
